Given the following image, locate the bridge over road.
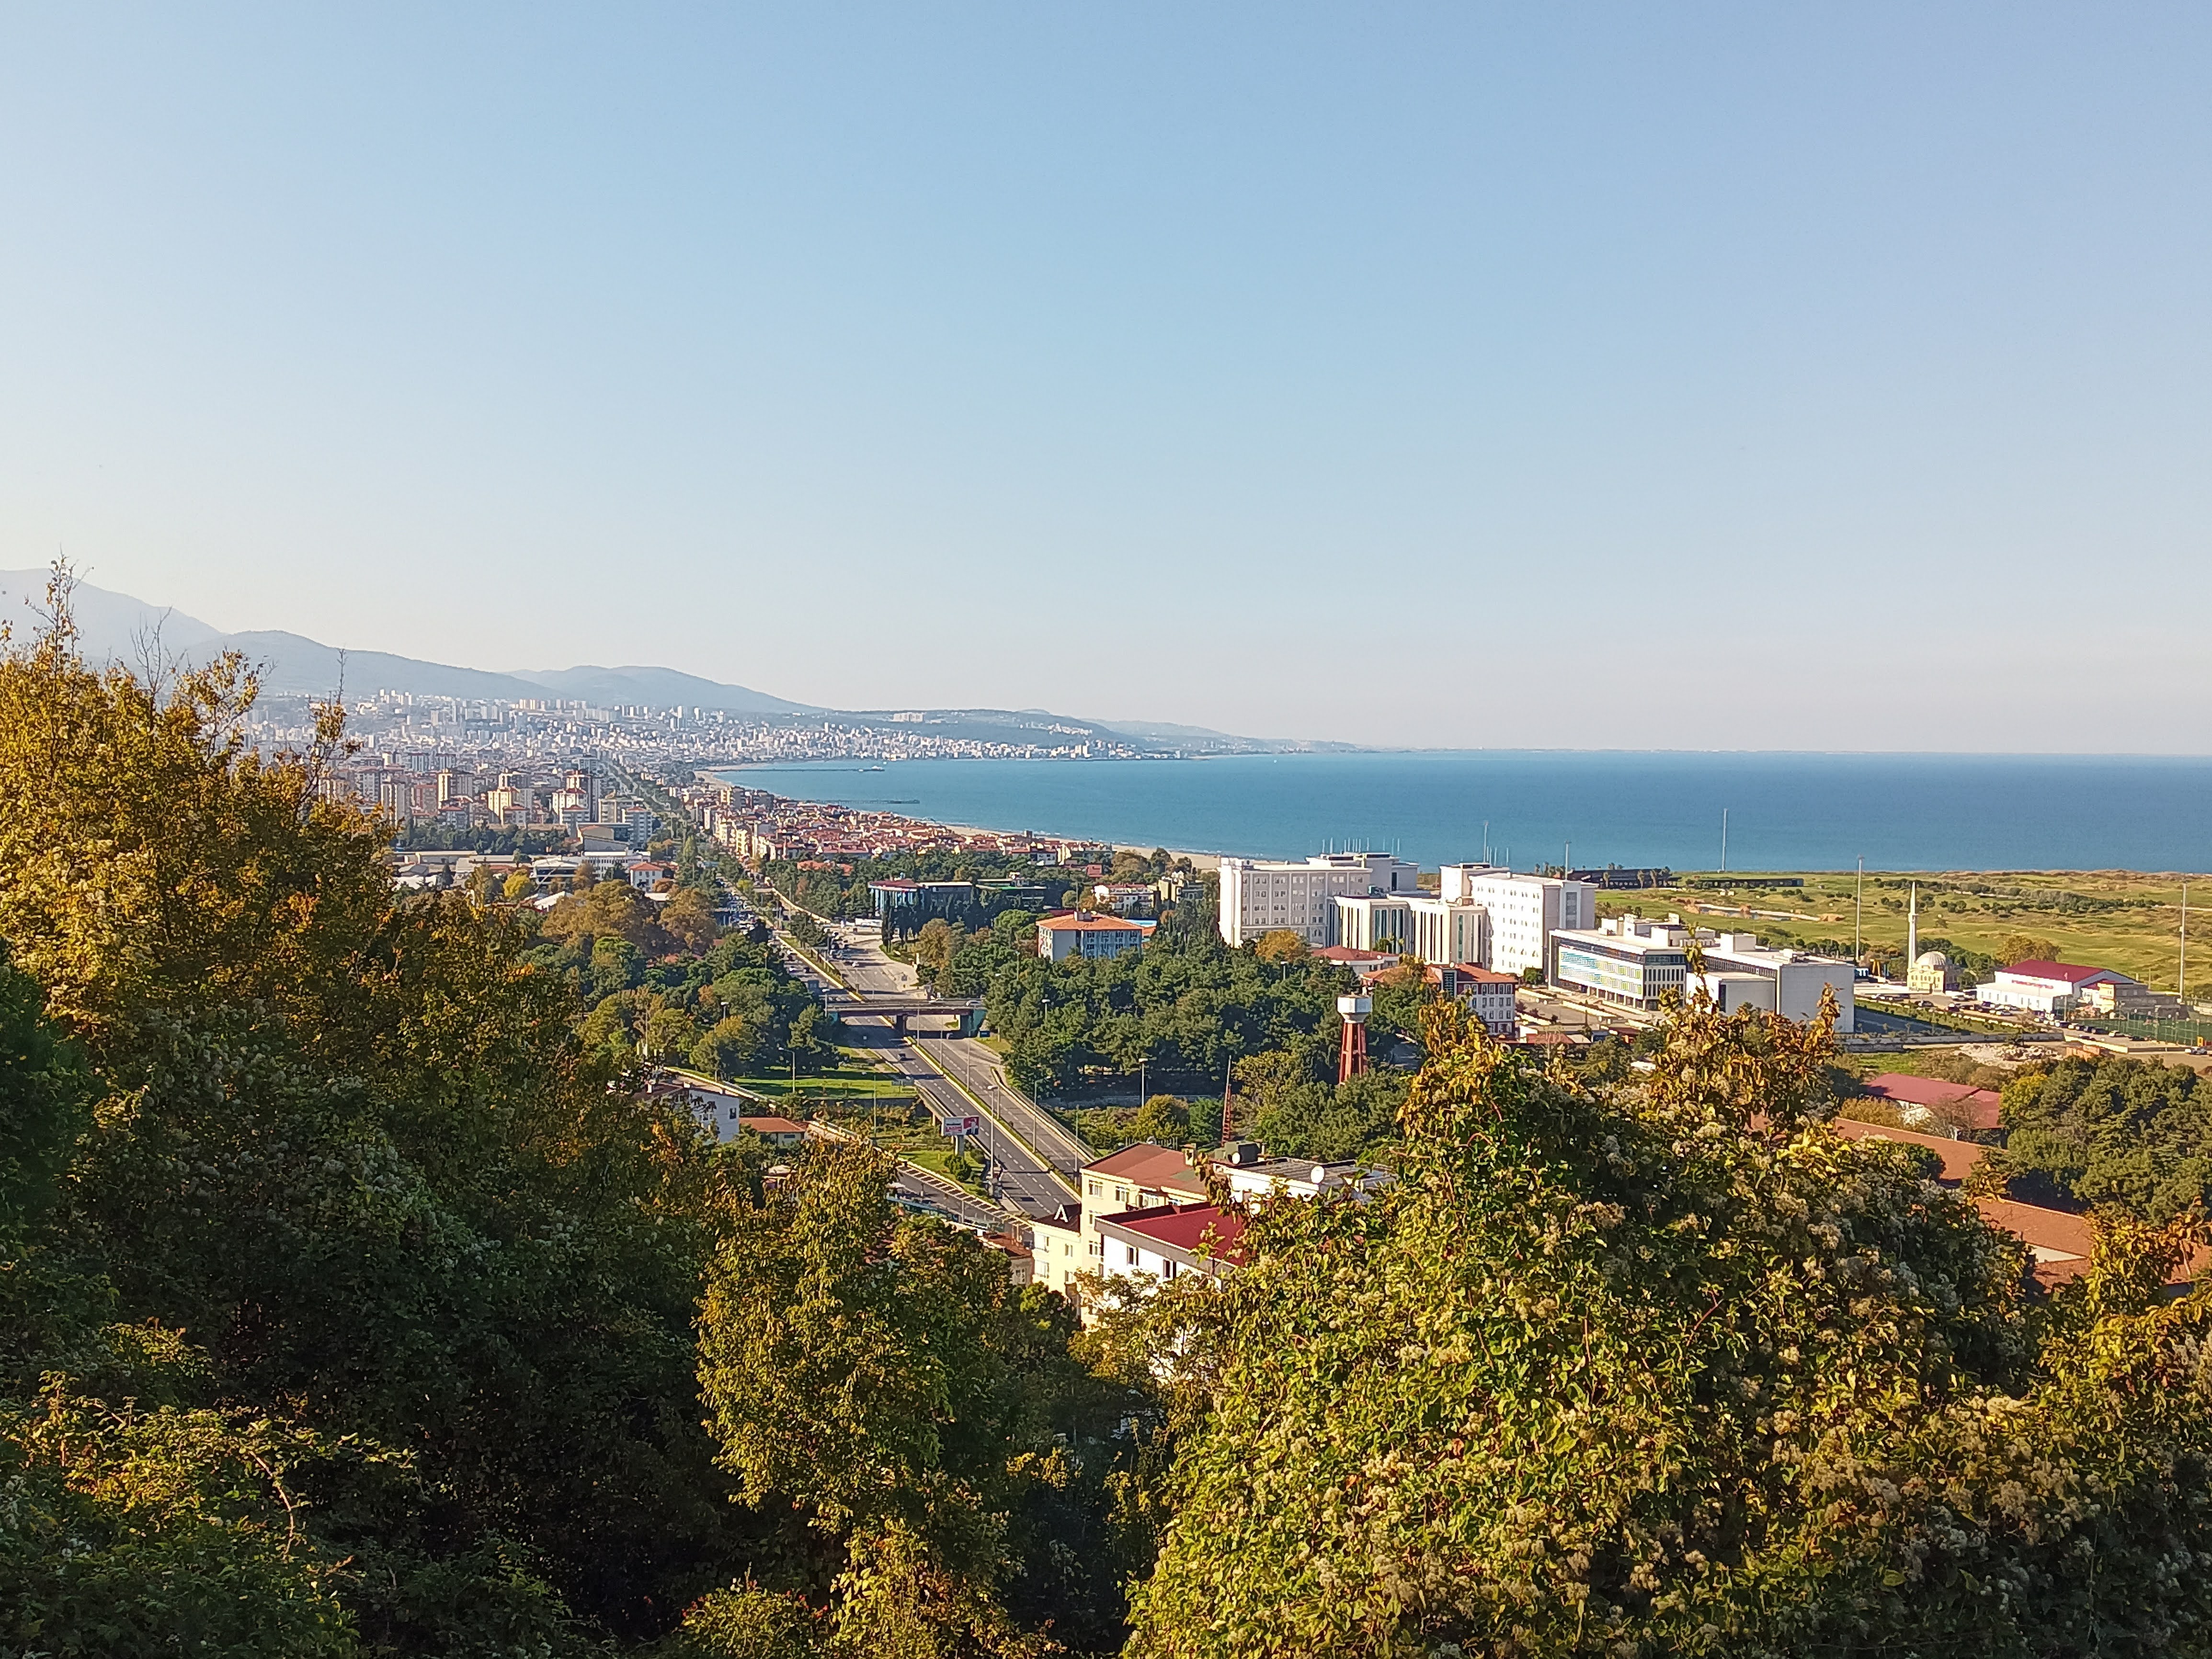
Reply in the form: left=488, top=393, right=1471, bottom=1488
left=826, top=990, right=987, bottom=1038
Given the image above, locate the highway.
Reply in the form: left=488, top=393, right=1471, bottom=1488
left=759, top=899, right=1082, bottom=1219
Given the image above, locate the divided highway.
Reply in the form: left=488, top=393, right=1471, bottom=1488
left=761, top=897, right=1084, bottom=1219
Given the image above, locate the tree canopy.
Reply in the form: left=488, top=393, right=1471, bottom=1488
left=1129, top=1000, right=2212, bottom=1658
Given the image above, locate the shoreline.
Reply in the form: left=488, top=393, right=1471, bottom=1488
left=706, top=755, right=2212, bottom=876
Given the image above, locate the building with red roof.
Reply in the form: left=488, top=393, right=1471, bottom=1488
left=1862, top=1072, right=2005, bottom=1134
left=1096, top=1202, right=1248, bottom=1283
left=1829, top=1115, right=1989, bottom=1183
left=1976, top=959, right=2135, bottom=1018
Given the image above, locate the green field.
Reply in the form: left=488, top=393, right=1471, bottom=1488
left=1595, top=869, right=2201, bottom=996
left=727, top=1052, right=917, bottom=1114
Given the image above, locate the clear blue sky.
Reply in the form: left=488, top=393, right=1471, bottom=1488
left=3, top=5, right=2208, bottom=749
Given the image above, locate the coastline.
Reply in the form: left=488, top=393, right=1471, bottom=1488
left=709, top=752, right=2212, bottom=875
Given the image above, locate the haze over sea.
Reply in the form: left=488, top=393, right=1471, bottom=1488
left=718, top=751, right=2212, bottom=874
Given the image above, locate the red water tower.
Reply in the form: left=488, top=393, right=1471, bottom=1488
left=1337, top=994, right=1370, bottom=1084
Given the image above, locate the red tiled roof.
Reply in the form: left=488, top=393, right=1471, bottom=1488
left=738, top=1116, right=808, bottom=1135
left=1974, top=1196, right=2096, bottom=1287
left=1084, top=1143, right=1197, bottom=1182
left=1038, top=912, right=1146, bottom=932
left=2002, top=960, right=2121, bottom=985
left=1865, top=1073, right=2004, bottom=1132
left=1112, top=1202, right=1249, bottom=1265
left=1973, top=1197, right=2212, bottom=1291
left=1453, top=965, right=1520, bottom=985
left=1830, top=1116, right=1987, bottom=1183
left=1314, top=946, right=1394, bottom=964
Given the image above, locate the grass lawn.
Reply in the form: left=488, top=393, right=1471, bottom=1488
left=728, top=1063, right=917, bottom=1114
left=1596, top=869, right=2201, bottom=996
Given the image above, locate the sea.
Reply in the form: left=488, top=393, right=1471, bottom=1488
left=712, top=751, right=2212, bottom=874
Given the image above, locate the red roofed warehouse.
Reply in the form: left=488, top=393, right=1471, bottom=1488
left=1975, top=959, right=2133, bottom=1018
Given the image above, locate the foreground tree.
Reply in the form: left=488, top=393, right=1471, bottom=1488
left=0, top=574, right=753, bottom=1648
left=687, top=1141, right=1148, bottom=1656
left=1131, top=995, right=2212, bottom=1658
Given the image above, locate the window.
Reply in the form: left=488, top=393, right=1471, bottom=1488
left=1124, top=1243, right=1138, bottom=1265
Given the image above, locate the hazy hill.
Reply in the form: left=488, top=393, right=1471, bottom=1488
left=0, top=570, right=1309, bottom=748
left=0, top=572, right=807, bottom=710
left=506, top=663, right=814, bottom=715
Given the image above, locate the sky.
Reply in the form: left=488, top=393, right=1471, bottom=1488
left=2, top=4, right=2209, bottom=750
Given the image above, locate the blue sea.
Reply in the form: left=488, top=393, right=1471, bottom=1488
left=714, top=751, right=2212, bottom=874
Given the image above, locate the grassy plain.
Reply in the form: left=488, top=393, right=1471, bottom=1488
left=1593, top=869, right=2201, bottom=995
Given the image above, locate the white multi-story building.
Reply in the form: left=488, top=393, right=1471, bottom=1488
left=1438, top=865, right=1597, bottom=978
left=1219, top=853, right=1419, bottom=947
left=1686, top=933, right=1857, bottom=1032
left=1333, top=892, right=1488, bottom=964
left=1550, top=914, right=1693, bottom=1011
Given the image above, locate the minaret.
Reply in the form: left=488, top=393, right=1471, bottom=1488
left=1907, top=883, right=1918, bottom=976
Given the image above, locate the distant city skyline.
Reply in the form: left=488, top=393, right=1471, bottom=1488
left=4, top=5, right=2210, bottom=751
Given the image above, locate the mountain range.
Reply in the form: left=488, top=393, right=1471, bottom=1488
left=0, top=570, right=1308, bottom=751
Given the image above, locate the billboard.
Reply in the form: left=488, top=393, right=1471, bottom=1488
left=938, top=1114, right=981, bottom=1138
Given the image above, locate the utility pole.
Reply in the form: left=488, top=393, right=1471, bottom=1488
left=1855, top=856, right=1864, bottom=964
left=1720, top=808, right=1729, bottom=875
left=2182, top=880, right=2190, bottom=1000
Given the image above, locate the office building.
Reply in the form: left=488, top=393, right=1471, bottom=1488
left=1218, top=853, right=1419, bottom=947
left=1685, top=933, right=1857, bottom=1032
left=1438, top=865, right=1597, bottom=977
left=1549, top=915, right=1693, bottom=1011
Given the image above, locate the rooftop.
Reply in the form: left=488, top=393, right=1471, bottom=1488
left=1084, top=1142, right=1200, bottom=1182
left=1829, top=1115, right=1987, bottom=1184
left=2001, top=960, right=2127, bottom=985
left=1864, top=1073, right=2004, bottom=1130
left=1038, top=912, right=1152, bottom=932
left=1108, top=1202, right=1249, bottom=1265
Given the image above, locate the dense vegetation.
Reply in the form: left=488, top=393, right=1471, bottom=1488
left=1995, top=1055, right=2212, bottom=1220
left=531, top=877, right=830, bottom=1080
left=0, top=587, right=1141, bottom=1655
left=11, top=580, right=2212, bottom=1656
left=915, top=913, right=1376, bottom=1097
left=1129, top=1000, right=2212, bottom=1657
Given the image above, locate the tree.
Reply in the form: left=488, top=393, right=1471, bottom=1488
left=693, top=1014, right=766, bottom=1081
left=503, top=869, right=537, bottom=903
left=1129, top=1095, right=1189, bottom=1145
left=2001, top=932, right=2062, bottom=966
left=1129, top=993, right=2212, bottom=1657
left=662, top=886, right=723, bottom=955
left=1252, top=931, right=1308, bottom=966
left=693, top=1143, right=1108, bottom=1653
left=1995, top=1056, right=2212, bottom=1219
left=592, top=934, right=647, bottom=995
left=0, top=578, right=750, bottom=1646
